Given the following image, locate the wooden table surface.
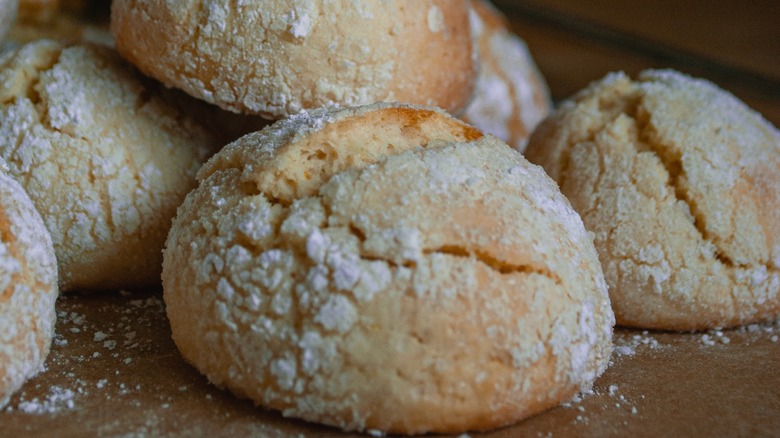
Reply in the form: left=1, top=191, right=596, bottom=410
left=3, top=1, right=780, bottom=437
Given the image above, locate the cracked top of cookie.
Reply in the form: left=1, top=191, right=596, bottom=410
left=537, top=70, right=779, bottom=267
left=525, top=69, right=780, bottom=329
left=163, top=102, right=614, bottom=434
left=0, top=39, right=216, bottom=292
left=0, top=160, right=57, bottom=408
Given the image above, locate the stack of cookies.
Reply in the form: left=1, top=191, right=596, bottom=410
left=0, top=0, right=777, bottom=435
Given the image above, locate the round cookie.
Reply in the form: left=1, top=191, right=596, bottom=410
left=525, top=69, right=780, bottom=330
left=0, top=160, right=58, bottom=408
left=163, top=103, right=614, bottom=434
left=461, top=0, right=551, bottom=152
left=111, top=0, right=477, bottom=118
left=0, top=0, right=19, bottom=42
left=0, top=40, right=216, bottom=292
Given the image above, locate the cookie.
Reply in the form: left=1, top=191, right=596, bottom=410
left=525, top=69, right=780, bottom=330
left=462, top=0, right=552, bottom=152
left=0, top=160, right=58, bottom=408
left=110, top=0, right=477, bottom=118
left=163, top=103, right=614, bottom=434
left=0, top=40, right=216, bottom=292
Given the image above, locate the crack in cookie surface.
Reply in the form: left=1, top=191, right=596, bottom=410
left=527, top=70, right=780, bottom=329
left=0, top=40, right=215, bottom=291
left=164, top=103, right=613, bottom=434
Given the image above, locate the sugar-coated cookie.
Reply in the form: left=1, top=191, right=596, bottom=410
left=0, top=40, right=216, bottom=292
left=0, top=160, right=58, bottom=408
left=525, top=69, right=780, bottom=330
left=462, top=0, right=551, bottom=152
left=111, top=0, right=477, bottom=118
left=163, top=103, right=614, bottom=434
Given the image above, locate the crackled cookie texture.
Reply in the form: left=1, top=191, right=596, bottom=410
left=111, top=0, right=476, bottom=118
left=163, top=103, right=613, bottom=434
left=0, top=40, right=215, bottom=292
left=0, top=160, right=58, bottom=408
left=525, top=69, right=780, bottom=330
left=461, top=0, right=551, bottom=152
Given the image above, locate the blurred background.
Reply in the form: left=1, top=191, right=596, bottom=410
left=492, top=0, right=780, bottom=125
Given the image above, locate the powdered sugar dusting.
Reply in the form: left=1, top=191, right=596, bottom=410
left=16, top=386, right=75, bottom=414
left=164, top=103, right=613, bottom=433
left=283, top=7, right=313, bottom=38
left=462, top=0, right=551, bottom=151
left=0, top=39, right=214, bottom=292
left=613, top=331, right=662, bottom=357
left=427, top=6, right=445, bottom=33
left=0, top=167, right=57, bottom=409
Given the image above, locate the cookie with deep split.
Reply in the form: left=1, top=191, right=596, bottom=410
left=163, top=102, right=614, bottom=434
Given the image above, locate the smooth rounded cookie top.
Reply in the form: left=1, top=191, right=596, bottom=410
left=525, top=69, right=780, bottom=330
left=111, top=0, right=477, bottom=118
left=0, top=39, right=216, bottom=292
left=163, top=103, right=614, bottom=434
left=0, top=162, right=58, bottom=408
left=461, top=0, right=551, bottom=152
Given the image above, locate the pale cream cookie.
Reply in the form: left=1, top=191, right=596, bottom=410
left=0, top=160, right=58, bottom=408
left=0, top=40, right=216, bottom=292
left=462, top=0, right=552, bottom=152
left=525, top=69, right=780, bottom=330
left=163, top=103, right=614, bottom=434
left=110, top=0, right=477, bottom=118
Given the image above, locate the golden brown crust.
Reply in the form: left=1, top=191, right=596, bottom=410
left=0, top=40, right=216, bottom=292
left=0, top=163, right=58, bottom=408
left=163, top=102, right=613, bottom=434
left=111, top=0, right=477, bottom=118
left=199, top=105, right=484, bottom=203
left=525, top=69, right=780, bottom=330
left=461, top=0, right=552, bottom=152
